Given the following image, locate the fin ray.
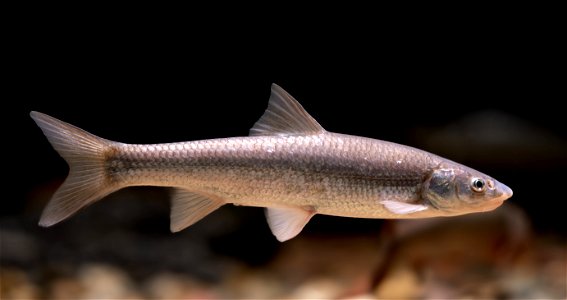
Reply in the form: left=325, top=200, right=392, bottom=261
left=381, top=200, right=428, bottom=215
left=250, top=84, right=325, bottom=136
left=30, top=111, right=118, bottom=227
left=265, top=206, right=315, bottom=242
left=170, top=189, right=225, bottom=232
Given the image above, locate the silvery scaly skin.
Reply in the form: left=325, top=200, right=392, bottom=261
left=31, top=84, right=513, bottom=241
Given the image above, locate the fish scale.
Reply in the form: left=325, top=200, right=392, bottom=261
left=31, top=84, right=513, bottom=242
left=101, top=133, right=429, bottom=222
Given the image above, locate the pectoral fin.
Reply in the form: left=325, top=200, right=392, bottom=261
left=170, top=189, right=225, bottom=232
left=381, top=200, right=428, bottom=215
left=265, top=206, right=315, bottom=242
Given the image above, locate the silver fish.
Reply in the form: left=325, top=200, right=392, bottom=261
left=31, top=84, right=513, bottom=241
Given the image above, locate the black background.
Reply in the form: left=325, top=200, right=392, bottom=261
left=7, top=11, right=565, bottom=238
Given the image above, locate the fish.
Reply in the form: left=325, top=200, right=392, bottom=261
left=31, top=84, right=513, bottom=242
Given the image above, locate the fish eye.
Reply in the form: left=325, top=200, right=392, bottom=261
left=471, top=178, right=486, bottom=192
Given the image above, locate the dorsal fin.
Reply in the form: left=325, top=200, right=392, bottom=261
left=250, top=84, right=325, bottom=136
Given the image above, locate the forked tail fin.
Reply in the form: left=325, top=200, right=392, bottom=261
left=30, top=111, right=120, bottom=227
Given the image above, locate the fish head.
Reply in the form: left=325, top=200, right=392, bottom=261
left=422, top=162, right=513, bottom=215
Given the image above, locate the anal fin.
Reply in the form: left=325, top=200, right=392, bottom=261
left=170, top=189, right=225, bottom=232
left=265, top=206, right=315, bottom=242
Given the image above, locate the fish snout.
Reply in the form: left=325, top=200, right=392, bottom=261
left=496, top=181, right=513, bottom=202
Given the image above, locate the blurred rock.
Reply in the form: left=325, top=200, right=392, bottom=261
left=145, top=272, right=218, bottom=299
left=248, top=235, right=386, bottom=298
left=0, top=267, right=40, bottom=299
left=374, top=266, right=421, bottom=299
left=372, top=204, right=566, bottom=298
left=224, top=268, right=286, bottom=298
left=49, top=277, right=84, bottom=300
left=76, top=263, right=141, bottom=299
left=289, top=277, right=343, bottom=299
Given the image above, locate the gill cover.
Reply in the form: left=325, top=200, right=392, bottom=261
left=422, top=168, right=462, bottom=211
